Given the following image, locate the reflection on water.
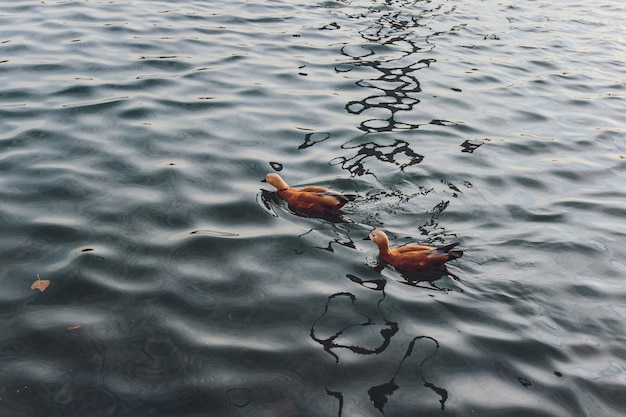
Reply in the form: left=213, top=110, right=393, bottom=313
left=314, top=226, right=358, bottom=252
left=310, top=286, right=449, bottom=415
left=298, top=132, right=331, bottom=150
left=330, top=138, right=424, bottom=177
left=311, top=292, right=398, bottom=362
left=460, top=139, right=484, bottom=153
left=368, top=336, right=448, bottom=413
left=335, top=0, right=461, bottom=133
left=310, top=263, right=453, bottom=415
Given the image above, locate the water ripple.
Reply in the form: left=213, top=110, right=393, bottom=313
left=1, top=0, right=626, bottom=416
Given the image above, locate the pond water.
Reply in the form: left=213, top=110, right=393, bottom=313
left=1, top=0, right=625, bottom=416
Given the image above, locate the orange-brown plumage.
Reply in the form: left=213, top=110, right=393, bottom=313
left=263, top=173, right=352, bottom=214
left=367, top=229, right=463, bottom=272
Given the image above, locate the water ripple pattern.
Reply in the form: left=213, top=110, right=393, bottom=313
left=1, top=0, right=625, bottom=416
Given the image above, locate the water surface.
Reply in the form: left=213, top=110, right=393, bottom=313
left=1, top=0, right=625, bottom=416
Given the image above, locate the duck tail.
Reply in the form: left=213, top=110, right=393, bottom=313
left=437, top=243, right=463, bottom=260
left=331, top=193, right=356, bottom=205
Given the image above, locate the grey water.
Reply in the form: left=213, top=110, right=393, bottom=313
left=1, top=0, right=625, bottom=416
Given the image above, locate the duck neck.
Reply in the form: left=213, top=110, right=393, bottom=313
left=377, top=243, right=392, bottom=259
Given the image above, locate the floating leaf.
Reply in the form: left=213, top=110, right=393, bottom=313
left=31, top=274, right=50, bottom=292
left=66, top=325, right=81, bottom=331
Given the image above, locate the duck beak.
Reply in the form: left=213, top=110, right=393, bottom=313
left=363, top=235, right=371, bottom=241
left=261, top=178, right=267, bottom=183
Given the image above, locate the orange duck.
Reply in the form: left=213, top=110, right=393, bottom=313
left=263, top=173, right=353, bottom=214
left=367, top=229, right=463, bottom=272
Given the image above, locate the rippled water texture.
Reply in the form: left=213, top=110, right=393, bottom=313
left=1, top=0, right=625, bottom=416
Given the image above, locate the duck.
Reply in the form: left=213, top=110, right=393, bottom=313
left=262, top=173, right=353, bottom=214
left=366, top=229, right=463, bottom=272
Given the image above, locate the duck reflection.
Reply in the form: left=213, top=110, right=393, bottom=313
left=397, top=268, right=462, bottom=293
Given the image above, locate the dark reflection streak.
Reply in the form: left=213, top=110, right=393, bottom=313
left=336, top=0, right=458, bottom=134
left=368, top=380, right=398, bottom=417
left=313, top=0, right=465, bottom=179
left=310, top=292, right=399, bottom=363
left=330, top=139, right=423, bottom=177
left=318, top=230, right=356, bottom=252
left=326, top=387, right=344, bottom=417
left=429, top=200, right=450, bottom=214
left=298, top=229, right=314, bottom=238
left=346, top=273, right=389, bottom=312
left=460, top=139, right=483, bottom=153
left=346, top=273, right=386, bottom=292
left=413, top=336, right=447, bottom=411
left=310, top=292, right=357, bottom=363
left=320, top=22, right=340, bottom=31
left=364, top=187, right=434, bottom=206
left=298, top=132, right=330, bottom=150
left=269, top=161, right=283, bottom=171
left=368, top=335, right=447, bottom=414
left=440, top=179, right=461, bottom=195
left=418, top=199, right=457, bottom=246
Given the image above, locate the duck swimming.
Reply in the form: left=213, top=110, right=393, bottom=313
left=367, top=229, right=463, bottom=272
left=262, top=173, right=353, bottom=214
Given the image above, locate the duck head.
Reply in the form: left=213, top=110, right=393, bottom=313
left=263, top=173, right=289, bottom=191
left=367, top=229, right=390, bottom=248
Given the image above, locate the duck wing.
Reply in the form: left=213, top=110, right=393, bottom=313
left=299, top=186, right=332, bottom=193
left=430, top=243, right=463, bottom=260
left=394, top=244, right=433, bottom=253
left=279, top=188, right=345, bottom=212
left=300, top=187, right=352, bottom=206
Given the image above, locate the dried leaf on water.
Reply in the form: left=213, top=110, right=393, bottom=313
left=30, top=274, right=50, bottom=292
